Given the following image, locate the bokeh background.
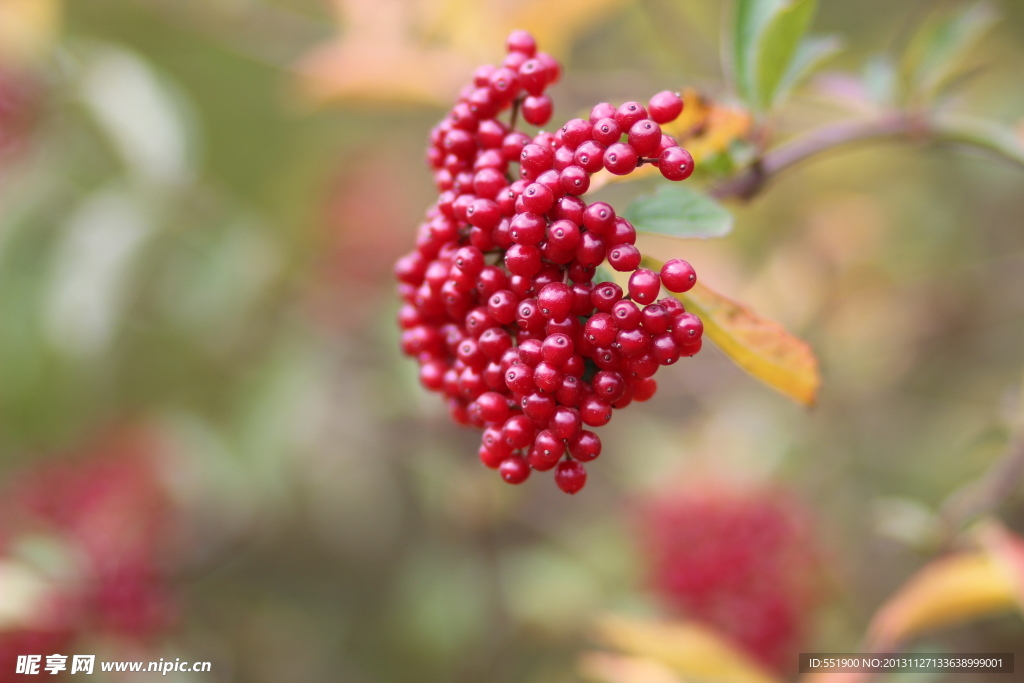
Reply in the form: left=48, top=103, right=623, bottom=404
left=2, top=0, right=1024, bottom=681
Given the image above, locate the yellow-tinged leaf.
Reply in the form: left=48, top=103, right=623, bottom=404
left=579, top=652, right=686, bottom=683
left=977, top=520, right=1024, bottom=608
left=642, top=257, right=820, bottom=406
left=0, top=0, right=60, bottom=64
left=595, top=615, right=782, bottom=683
left=867, top=551, right=1018, bottom=648
left=798, top=673, right=872, bottom=683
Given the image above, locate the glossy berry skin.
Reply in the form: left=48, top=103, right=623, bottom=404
left=657, top=146, right=695, bottom=181
left=506, top=30, right=537, bottom=56
left=660, top=259, right=697, bottom=293
left=554, top=460, right=587, bottom=494
left=573, top=140, right=606, bottom=174
left=628, top=268, right=661, bottom=305
left=499, top=456, right=531, bottom=483
left=628, top=119, right=662, bottom=157
left=522, top=95, right=553, bottom=126
left=604, top=142, right=638, bottom=175
left=537, top=283, right=573, bottom=319
left=608, top=244, right=642, bottom=272
left=559, top=165, right=590, bottom=196
left=569, top=430, right=601, bottom=461
left=589, top=102, right=616, bottom=122
left=647, top=90, right=684, bottom=123
left=614, top=101, right=648, bottom=130
left=591, top=117, right=621, bottom=146
left=518, top=58, right=548, bottom=96
left=560, top=118, right=593, bottom=149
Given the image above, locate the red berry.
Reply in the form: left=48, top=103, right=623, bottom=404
left=632, top=377, right=658, bottom=401
left=569, top=431, right=602, bottom=462
left=549, top=406, right=582, bottom=440
left=573, top=140, right=606, bottom=174
left=589, top=102, right=616, bottom=122
left=647, top=90, right=684, bottom=123
left=614, top=101, right=648, bottom=130
left=660, top=259, right=697, bottom=293
left=560, top=118, right=593, bottom=149
left=657, top=146, right=694, bottom=181
left=537, top=283, right=573, bottom=319
left=522, top=95, right=553, bottom=126
left=628, top=268, right=661, bottom=304
left=554, top=460, right=587, bottom=494
left=520, top=143, right=554, bottom=175
left=558, top=165, right=590, bottom=196
left=591, top=117, right=621, bottom=146
left=506, top=30, right=537, bottom=56
left=628, top=119, right=662, bottom=157
left=591, top=282, right=623, bottom=312
left=518, top=58, right=548, bottom=96
left=608, top=243, right=642, bottom=271
left=604, top=142, right=638, bottom=175
left=581, top=395, right=612, bottom=426
left=500, top=456, right=531, bottom=484
left=519, top=183, right=554, bottom=214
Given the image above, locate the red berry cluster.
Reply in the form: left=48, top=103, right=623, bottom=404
left=0, top=427, right=179, bottom=667
left=395, top=31, right=703, bottom=494
left=638, top=484, right=820, bottom=672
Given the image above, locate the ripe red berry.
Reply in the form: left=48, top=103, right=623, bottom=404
left=589, top=102, right=616, bottom=122
left=591, top=117, right=621, bottom=146
left=604, top=142, right=639, bottom=175
left=554, top=460, right=587, bottom=494
left=499, top=455, right=531, bottom=484
left=660, top=259, right=697, bottom=293
left=614, top=101, right=648, bottom=130
left=506, top=30, right=537, bottom=57
left=628, top=268, right=661, bottom=304
left=518, top=58, right=548, bottom=96
left=608, top=244, right=642, bottom=271
left=537, top=283, right=573, bottom=320
left=657, top=146, right=694, bottom=181
left=522, top=95, right=553, bottom=126
left=628, top=119, right=662, bottom=157
left=560, top=118, right=593, bottom=149
left=520, top=143, right=554, bottom=175
left=582, top=202, right=616, bottom=236
left=549, top=406, right=582, bottom=440
left=568, top=430, right=602, bottom=461
left=573, top=140, right=606, bottom=174
left=559, top=165, right=590, bottom=195
left=591, top=282, right=623, bottom=312
left=647, top=90, right=684, bottom=123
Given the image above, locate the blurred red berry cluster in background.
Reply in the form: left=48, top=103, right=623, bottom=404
left=0, top=427, right=180, bottom=680
left=0, top=69, right=42, bottom=167
left=638, top=482, right=822, bottom=673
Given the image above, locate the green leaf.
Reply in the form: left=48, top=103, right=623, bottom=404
left=623, top=185, right=733, bottom=240
left=903, top=1, right=998, bottom=98
left=732, top=0, right=784, bottom=106
left=772, top=33, right=842, bottom=106
left=754, top=0, right=817, bottom=109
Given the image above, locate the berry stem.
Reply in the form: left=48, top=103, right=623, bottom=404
left=711, top=112, right=1024, bottom=202
left=509, top=96, right=523, bottom=131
